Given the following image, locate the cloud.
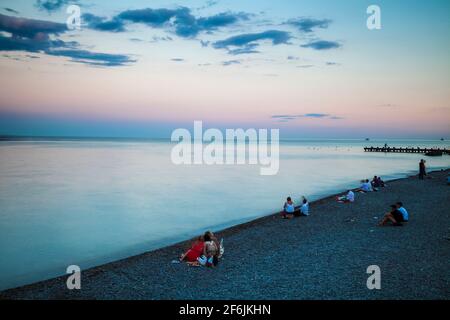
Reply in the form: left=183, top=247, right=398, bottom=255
left=0, top=13, right=134, bottom=67
left=301, top=40, right=341, bottom=50
left=118, top=8, right=180, bottom=26
left=115, top=7, right=249, bottom=38
left=3, top=8, right=19, bottom=14
left=296, top=64, right=314, bottom=68
left=0, top=13, right=67, bottom=39
left=196, top=12, right=250, bottom=30
left=82, top=13, right=125, bottom=32
left=214, top=30, right=291, bottom=48
left=222, top=60, right=240, bottom=66
left=150, top=36, right=173, bottom=43
left=35, top=0, right=78, bottom=13
left=213, top=30, right=291, bottom=54
left=227, top=43, right=260, bottom=55
left=197, top=0, right=220, bottom=10
left=271, top=113, right=343, bottom=122
left=303, top=113, right=329, bottom=118
left=47, top=49, right=136, bottom=66
left=287, top=18, right=332, bottom=33
left=0, top=34, right=72, bottom=52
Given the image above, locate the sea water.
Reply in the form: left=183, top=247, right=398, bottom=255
left=0, top=138, right=449, bottom=290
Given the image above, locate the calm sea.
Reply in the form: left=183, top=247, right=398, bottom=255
left=0, top=138, right=449, bottom=290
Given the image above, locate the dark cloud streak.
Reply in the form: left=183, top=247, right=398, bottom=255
left=271, top=113, right=343, bottom=122
left=301, top=40, right=341, bottom=50
left=0, top=13, right=134, bottom=67
left=287, top=18, right=332, bottom=33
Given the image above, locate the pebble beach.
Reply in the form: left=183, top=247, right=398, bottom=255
left=1, top=169, right=449, bottom=300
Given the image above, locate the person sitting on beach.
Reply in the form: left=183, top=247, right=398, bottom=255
left=396, top=202, right=409, bottom=222
left=371, top=176, right=384, bottom=189
left=295, top=197, right=309, bottom=217
left=204, top=231, right=222, bottom=265
left=282, top=197, right=295, bottom=219
left=371, top=176, right=379, bottom=188
left=198, top=232, right=219, bottom=267
left=378, top=204, right=404, bottom=226
left=179, top=236, right=205, bottom=264
left=359, top=179, right=373, bottom=192
left=337, top=190, right=355, bottom=203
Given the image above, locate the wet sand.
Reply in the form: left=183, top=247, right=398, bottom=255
left=1, top=169, right=449, bottom=300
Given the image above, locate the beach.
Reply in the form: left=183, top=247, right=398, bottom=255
left=1, top=169, right=449, bottom=300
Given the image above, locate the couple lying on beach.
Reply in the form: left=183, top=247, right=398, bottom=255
left=179, top=231, right=223, bottom=267
left=282, top=196, right=309, bottom=219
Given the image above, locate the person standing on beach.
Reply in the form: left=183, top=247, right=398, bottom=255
left=419, top=159, right=427, bottom=179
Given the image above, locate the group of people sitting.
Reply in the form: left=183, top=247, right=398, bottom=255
left=336, top=175, right=386, bottom=202
left=359, top=176, right=386, bottom=193
left=335, top=175, right=410, bottom=226
left=180, top=174, right=411, bottom=268
left=179, top=231, right=223, bottom=267
left=282, top=196, right=309, bottom=219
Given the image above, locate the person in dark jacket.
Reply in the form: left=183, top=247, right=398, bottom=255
left=419, top=159, right=426, bottom=180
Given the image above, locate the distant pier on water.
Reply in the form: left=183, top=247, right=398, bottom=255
left=364, top=146, right=450, bottom=156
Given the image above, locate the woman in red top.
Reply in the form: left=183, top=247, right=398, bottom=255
left=180, top=236, right=204, bottom=262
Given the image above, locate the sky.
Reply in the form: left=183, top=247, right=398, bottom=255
left=0, top=0, right=449, bottom=139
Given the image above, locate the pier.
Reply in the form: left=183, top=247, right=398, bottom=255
left=364, top=146, right=450, bottom=155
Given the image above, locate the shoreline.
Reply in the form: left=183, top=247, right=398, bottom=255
left=1, top=169, right=449, bottom=299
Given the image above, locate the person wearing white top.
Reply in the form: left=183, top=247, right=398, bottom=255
left=295, top=198, right=309, bottom=217
left=282, top=197, right=295, bottom=219
left=360, top=179, right=373, bottom=192
left=396, top=202, right=409, bottom=222
left=301, top=199, right=309, bottom=215
left=337, top=190, right=355, bottom=203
